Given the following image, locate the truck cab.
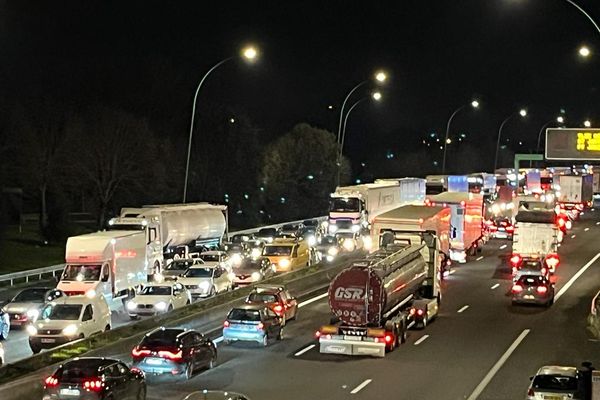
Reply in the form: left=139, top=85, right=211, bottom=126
left=328, top=194, right=366, bottom=234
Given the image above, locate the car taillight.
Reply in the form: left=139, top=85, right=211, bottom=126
left=541, top=268, right=547, bottom=276
left=314, top=330, right=321, bottom=338
left=536, top=286, right=548, bottom=294
left=45, top=376, right=59, bottom=388
left=272, top=304, right=284, bottom=314
left=384, top=334, right=393, bottom=344
left=409, top=308, right=416, bottom=316
left=557, top=218, right=565, bottom=227
left=510, top=255, right=522, bottom=266
left=83, top=378, right=103, bottom=392
left=506, top=226, right=514, bottom=232
left=158, top=349, right=183, bottom=361
left=131, top=346, right=151, bottom=358
left=223, top=320, right=230, bottom=328
left=527, top=388, right=534, bottom=396
left=256, top=322, right=264, bottom=330
left=512, top=284, right=524, bottom=293
left=545, top=255, right=560, bottom=268
left=416, top=309, right=424, bottom=316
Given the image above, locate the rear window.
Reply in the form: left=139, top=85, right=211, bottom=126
left=166, top=260, right=200, bottom=271
left=183, top=268, right=214, bottom=278
left=521, top=261, right=542, bottom=269
left=228, top=308, right=261, bottom=321
left=200, top=254, right=220, bottom=262
left=263, top=246, right=292, bottom=256
left=517, top=275, right=546, bottom=286
left=532, top=374, right=578, bottom=391
left=141, top=329, right=184, bottom=347
left=141, top=286, right=172, bottom=296
left=13, top=288, right=48, bottom=302
left=258, top=228, right=277, bottom=236
left=58, top=362, right=110, bottom=383
left=248, top=293, right=278, bottom=303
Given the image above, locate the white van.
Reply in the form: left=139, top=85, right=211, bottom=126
left=27, top=294, right=111, bottom=354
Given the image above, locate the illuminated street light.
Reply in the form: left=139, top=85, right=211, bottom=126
left=536, top=114, right=567, bottom=157
left=446, top=138, right=452, bottom=144
left=494, top=107, right=528, bottom=172
left=183, top=45, right=260, bottom=203
left=372, top=91, right=382, bottom=101
left=557, top=116, right=564, bottom=123
left=579, top=45, right=591, bottom=57
left=441, top=99, right=480, bottom=174
left=375, top=71, right=387, bottom=83
left=584, top=119, right=592, bottom=127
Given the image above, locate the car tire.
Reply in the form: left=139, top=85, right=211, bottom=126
left=262, top=334, right=268, bottom=347
left=0, top=321, right=9, bottom=340
left=209, top=354, right=216, bottom=369
left=30, top=345, right=41, bottom=354
left=137, top=385, right=146, bottom=400
left=185, top=362, right=194, bottom=380
left=210, top=287, right=216, bottom=297
left=277, top=327, right=283, bottom=341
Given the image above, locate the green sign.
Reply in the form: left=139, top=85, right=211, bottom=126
left=546, top=128, right=600, bottom=160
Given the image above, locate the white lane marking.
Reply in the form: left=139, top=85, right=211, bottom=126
left=596, top=222, right=600, bottom=225
left=414, top=335, right=429, bottom=346
left=294, top=344, right=315, bottom=356
left=571, top=234, right=577, bottom=239
left=476, top=256, right=484, bottom=261
left=466, top=329, right=530, bottom=400
left=585, top=228, right=590, bottom=232
left=499, top=244, right=507, bottom=250
left=350, top=379, right=372, bottom=394
left=490, top=283, right=500, bottom=290
left=407, top=321, right=415, bottom=329
left=449, top=269, right=456, bottom=275
left=457, top=305, right=470, bottom=313
left=298, top=292, right=328, bottom=308
left=556, top=253, right=600, bottom=301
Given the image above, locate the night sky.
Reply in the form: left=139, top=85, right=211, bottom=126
left=0, top=0, right=598, bottom=172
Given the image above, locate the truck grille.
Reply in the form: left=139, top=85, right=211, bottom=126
left=40, top=329, right=63, bottom=335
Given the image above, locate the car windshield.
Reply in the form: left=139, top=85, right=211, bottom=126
left=330, top=197, right=360, bottom=212
left=248, top=293, right=277, bottom=303
left=518, top=275, right=547, bottom=286
left=141, top=329, right=183, bottom=347
left=257, top=229, right=277, bottom=236
left=183, top=268, right=214, bottom=278
left=13, top=288, right=48, bottom=302
left=263, top=246, right=292, bottom=256
left=41, top=304, right=82, bottom=320
left=228, top=308, right=261, bottom=321
left=166, top=260, right=200, bottom=271
left=62, top=265, right=102, bottom=281
left=106, top=224, right=145, bottom=231
left=200, top=254, right=220, bottom=262
left=58, top=360, right=113, bottom=383
left=141, top=286, right=172, bottom=296
left=532, top=374, right=578, bottom=391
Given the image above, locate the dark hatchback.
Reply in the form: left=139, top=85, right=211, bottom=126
left=42, top=357, right=146, bottom=400
left=131, top=327, right=217, bottom=380
left=512, top=274, right=555, bottom=307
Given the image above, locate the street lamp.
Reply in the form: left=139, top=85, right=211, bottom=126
left=563, top=0, right=600, bottom=36
left=337, top=92, right=383, bottom=185
left=536, top=115, right=566, bottom=155
left=182, top=45, right=258, bottom=203
left=579, top=45, right=591, bottom=57
left=494, top=108, right=527, bottom=172
left=441, top=99, right=480, bottom=174
left=584, top=119, right=592, bottom=127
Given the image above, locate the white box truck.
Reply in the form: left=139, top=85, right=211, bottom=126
left=426, top=192, right=485, bottom=263
left=58, top=231, right=148, bottom=311
left=511, top=210, right=559, bottom=271
left=557, top=175, right=593, bottom=206
left=328, top=179, right=425, bottom=234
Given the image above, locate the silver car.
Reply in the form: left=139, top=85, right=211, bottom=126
left=161, top=258, right=204, bottom=281
left=2, top=287, right=62, bottom=327
left=527, top=365, right=581, bottom=399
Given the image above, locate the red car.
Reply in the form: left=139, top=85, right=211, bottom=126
left=245, top=284, right=298, bottom=324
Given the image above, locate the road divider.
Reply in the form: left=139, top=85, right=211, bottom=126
left=466, top=329, right=530, bottom=400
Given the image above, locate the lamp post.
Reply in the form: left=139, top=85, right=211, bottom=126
left=536, top=115, right=565, bottom=154
left=441, top=99, right=479, bottom=174
left=335, top=71, right=387, bottom=186
left=182, top=46, right=258, bottom=203
left=494, top=108, right=527, bottom=172
left=563, top=0, right=600, bottom=36
left=584, top=119, right=592, bottom=128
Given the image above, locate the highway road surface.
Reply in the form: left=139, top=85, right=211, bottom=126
left=2, top=211, right=600, bottom=399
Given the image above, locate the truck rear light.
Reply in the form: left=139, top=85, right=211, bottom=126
left=541, top=268, right=547, bottom=276
left=512, top=284, right=524, bottom=293
left=314, top=330, right=321, bottom=338
left=83, top=378, right=103, bottom=392
left=545, top=255, right=559, bottom=268
left=536, top=286, right=548, bottom=294
left=510, top=255, right=522, bottom=266
left=384, top=334, right=393, bottom=344
left=409, top=308, right=416, bottom=316
left=44, top=376, right=59, bottom=388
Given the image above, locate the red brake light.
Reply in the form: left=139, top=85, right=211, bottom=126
left=536, top=286, right=548, bottom=294
left=409, top=308, right=416, bottom=315
left=506, top=226, right=514, bottom=232
left=131, top=346, right=151, bottom=358
left=541, top=268, right=547, bottom=276
left=256, top=322, right=264, bottom=330
left=83, top=379, right=103, bottom=392
left=315, top=330, right=321, bottom=338
left=223, top=320, right=230, bottom=328
left=384, top=334, right=393, bottom=344
left=527, top=388, right=534, bottom=396
left=510, top=255, right=521, bottom=266
left=272, top=304, right=284, bottom=314
left=45, top=376, right=59, bottom=388
left=512, top=267, right=518, bottom=274
left=416, top=309, right=424, bottom=316
left=512, top=284, right=524, bottom=293
left=158, top=349, right=183, bottom=361
left=557, top=218, right=565, bottom=227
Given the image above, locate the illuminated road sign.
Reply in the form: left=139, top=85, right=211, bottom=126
left=546, top=128, right=600, bottom=160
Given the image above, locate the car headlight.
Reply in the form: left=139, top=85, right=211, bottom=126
left=127, top=301, right=137, bottom=311
left=329, top=225, right=338, bottom=233
left=85, top=289, right=96, bottom=299
left=27, top=309, right=40, bottom=321
left=155, top=302, right=168, bottom=311
left=62, top=324, right=78, bottom=336
left=307, top=236, right=316, bottom=246
left=251, top=272, right=262, bottom=281
left=327, top=247, right=339, bottom=256
left=232, top=253, right=242, bottom=265
left=228, top=272, right=237, bottom=281
left=351, top=224, right=361, bottom=233
left=199, top=281, right=211, bottom=292
left=26, top=325, right=38, bottom=336
left=251, top=248, right=262, bottom=258
left=342, top=239, right=355, bottom=251
left=279, top=259, right=291, bottom=268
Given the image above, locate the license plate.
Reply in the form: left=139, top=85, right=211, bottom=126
left=146, top=358, right=163, bottom=365
left=344, top=335, right=363, bottom=342
left=41, top=338, right=56, bottom=343
left=542, top=396, right=562, bottom=400
left=59, top=389, right=80, bottom=396
left=524, top=295, right=535, bottom=299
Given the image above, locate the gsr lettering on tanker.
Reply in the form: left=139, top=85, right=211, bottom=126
left=333, top=287, right=365, bottom=300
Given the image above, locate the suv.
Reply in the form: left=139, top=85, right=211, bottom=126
left=245, top=284, right=298, bottom=324
left=132, top=327, right=216, bottom=380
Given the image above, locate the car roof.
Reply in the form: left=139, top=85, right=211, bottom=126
left=537, top=365, right=578, bottom=377
left=232, top=304, right=265, bottom=311
left=252, top=284, right=286, bottom=294
left=62, top=357, right=119, bottom=370
left=143, top=282, right=175, bottom=287
left=53, top=295, right=96, bottom=305
left=189, top=264, right=218, bottom=270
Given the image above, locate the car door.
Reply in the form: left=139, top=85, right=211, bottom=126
left=80, top=304, right=94, bottom=337
left=104, top=364, right=129, bottom=400
left=281, top=291, right=297, bottom=320
left=117, top=362, right=138, bottom=400
left=264, top=308, right=279, bottom=338
left=192, top=332, right=210, bottom=367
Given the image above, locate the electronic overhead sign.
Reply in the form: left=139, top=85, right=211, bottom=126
left=545, top=128, right=600, bottom=160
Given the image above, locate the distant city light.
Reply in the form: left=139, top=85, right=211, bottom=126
left=244, top=193, right=249, bottom=199
left=307, top=175, right=314, bottom=180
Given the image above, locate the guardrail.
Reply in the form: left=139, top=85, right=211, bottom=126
left=0, top=216, right=328, bottom=287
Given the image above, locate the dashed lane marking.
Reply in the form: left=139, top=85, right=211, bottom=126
left=350, top=379, right=372, bottom=394
left=491, top=283, right=500, bottom=290
left=414, top=335, right=429, bottom=346
left=294, top=344, right=315, bottom=356
left=457, top=305, right=470, bottom=313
